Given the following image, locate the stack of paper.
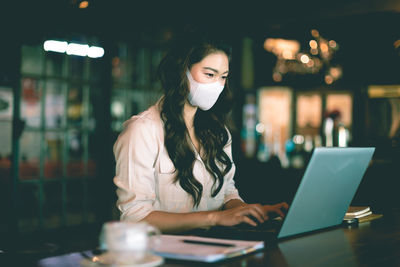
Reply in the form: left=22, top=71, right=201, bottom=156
left=343, top=206, right=383, bottom=224
left=344, top=206, right=372, bottom=220
left=153, top=235, right=264, bottom=263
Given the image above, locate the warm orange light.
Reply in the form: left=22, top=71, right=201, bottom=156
left=79, top=1, right=89, bottom=8
left=329, top=67, right=342, bottom=78
left=309, top=40, right=318, bottom=49
left=320, top=43, right=329, bottom=53
left=264, top=38, right=300, bottom=60
left=329, top=40, right=337, bottom=48
left=325, top=75, right=333, bottom=84
left=311, top=29, right=319, bottom=38
left=272, top=72, right=282, bottom=82
left=282, top=50, right=294, bottom=60
left=394, top=39, right=400, bottom=49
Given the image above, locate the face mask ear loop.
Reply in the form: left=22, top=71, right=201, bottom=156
left=186, top=70, right=197, bottom=102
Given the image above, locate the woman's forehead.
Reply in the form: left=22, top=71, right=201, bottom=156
left=197, top=52, right=229, bottom=71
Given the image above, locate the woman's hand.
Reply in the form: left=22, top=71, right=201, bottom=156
left=211, top=204, right=267, bottom=227
left=210, top=201, right=289, bottom=227
left=262, top=202, right=289, bottom=219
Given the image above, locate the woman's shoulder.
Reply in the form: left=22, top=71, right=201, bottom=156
left=117, top=102, right=164, bottom=142
left=123, top=103, right=163, bottom=130
left=113, top=102, right=164, bottom=155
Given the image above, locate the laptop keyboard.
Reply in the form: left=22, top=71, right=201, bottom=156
left=180, top=216, right=285, bottom=241
left=188, top=217, right=283, bottom=241
left=234, top=216, right=283, bottom=232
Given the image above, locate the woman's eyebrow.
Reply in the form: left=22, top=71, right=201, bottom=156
left=203, top=67, right=229, bottom=74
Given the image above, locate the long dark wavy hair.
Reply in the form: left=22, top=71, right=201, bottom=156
left=157, top=28, right=234, bottom=207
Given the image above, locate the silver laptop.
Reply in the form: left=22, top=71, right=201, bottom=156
left=277, top=147, right=375, bottom=239
left=200, top=147, right=375, bottom=241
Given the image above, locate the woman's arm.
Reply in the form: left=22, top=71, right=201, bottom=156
left=141, top=200, right=269, bottom=233
left=140, top=210, right=216, bottom=233
left=223, top=198, right=247, bottom=209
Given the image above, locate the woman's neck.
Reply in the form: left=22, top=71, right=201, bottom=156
left=183, top=101, right=201, bottom=154
left=183, top=102, right=198, bottom=130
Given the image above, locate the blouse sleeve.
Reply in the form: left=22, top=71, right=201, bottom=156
left=113, top=116, right=160, bottom=222
left=222, top=128, right=243, bottom=204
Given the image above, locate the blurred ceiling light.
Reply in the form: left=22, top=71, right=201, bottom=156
left=79, top=1, right=89, bottom=8
left=325, top=75, right=333, bottom=84
left=309, top=40, right=318, bottom=49
left=264, top=38, right=300, bottom=60
left=282, top=50, right=294, bottom=60
left=300, top=54, right=310, bottom=64
left=266, top=29, right=340, bottom=83
left=272, top=72, right=282, bottom=82
left=311, top=29, right=319, bottom=38
left=320, top=42, right=329, bottom=53
left=88, top=46, right=105, bottom=58
left=43, top=40, right=68, bottom=53
left=329, top=67, right=342, bottom=78
left=43, top=40, right=104, bottom=58
left=67, top=43, right=89, bottom=56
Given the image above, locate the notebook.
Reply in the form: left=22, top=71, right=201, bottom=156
left=154, top=235, right=264, bottom=262
left=199, top=147, right=375, bottom=241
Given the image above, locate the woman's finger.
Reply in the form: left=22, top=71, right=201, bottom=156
left=278, top=202, right=289, bottom=210
left=245, top=207, right=266, bottom=224
left=273, top=207, right=286, bottom=218
left=241, top=215, right=258, bottom=226
left=248, top=204, right=268, bottom=220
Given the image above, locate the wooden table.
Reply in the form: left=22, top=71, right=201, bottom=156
left=160, top=209, right=400, bottom=266
left=14, top=208, right=400, bottom=267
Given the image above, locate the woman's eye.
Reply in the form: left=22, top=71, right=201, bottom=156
left=205, top=73, right=214, bottom=77
left=221, top=76, right=227, bottom=80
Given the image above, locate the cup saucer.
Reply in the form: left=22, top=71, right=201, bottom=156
left=81, top=252, right=164, bottom=267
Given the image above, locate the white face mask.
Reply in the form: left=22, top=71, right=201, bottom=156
left=186, top=70, right=225, bottom=111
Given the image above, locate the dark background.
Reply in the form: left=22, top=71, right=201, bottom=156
left=1, top=1, right=400, bottom=265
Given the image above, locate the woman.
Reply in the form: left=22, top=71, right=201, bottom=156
left=113, top=28, right=288, bottom=233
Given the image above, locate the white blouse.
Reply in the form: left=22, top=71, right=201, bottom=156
left=113, top=102, right=242, bottom=222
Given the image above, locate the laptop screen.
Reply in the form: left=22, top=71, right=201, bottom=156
left=278, top=147, right=375, bottom=239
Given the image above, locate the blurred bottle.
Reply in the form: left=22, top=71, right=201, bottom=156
left=241, top=94, right=257, bottom=158
left=304, top=135, right=313, bottom=153
left=285, top=138, right=295, bottom=167
left=323, top=109, right=342, bottom=147
left=337, top=123, right=350, bottom=147
left=314, top=135, right=322, bottom=148
left=323, top=117, right=334, bottom=147
left=291, top=135, right=305, bottom=169
left=257, top=132, right=270, bottom=162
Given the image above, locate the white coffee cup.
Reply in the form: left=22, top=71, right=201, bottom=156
left=99, top=221, right=160, bottom=264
